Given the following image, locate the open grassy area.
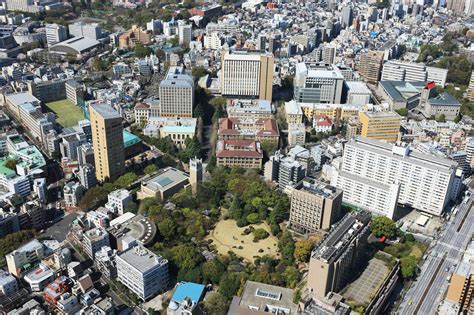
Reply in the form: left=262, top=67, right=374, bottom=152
left=207, top=219, right=279, bottom=261
left=46, top=99, right=85, bottom=128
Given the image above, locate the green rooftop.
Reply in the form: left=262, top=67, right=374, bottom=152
left=123, top=130, right=142, bottom=148
left=0, top=158, right=17, bottom=177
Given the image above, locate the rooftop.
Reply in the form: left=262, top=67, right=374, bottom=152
left=294, top=178, right=342, bottom=199
left=90, top=104, right=121, bottom=120
left=5, top=92, right=40, bottom=106
left=143, top=167, right=189, bottom=192
left=117, top=245, right=167, bottom=273
left=171, top=282, right=206, bottom=304
left=123, top=130, right=142, bottom=148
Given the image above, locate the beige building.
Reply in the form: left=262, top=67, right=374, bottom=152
left=307, top=212, right=371, bottom=298
left=118, top=25, right=152, bottom=49
left=359, top=110, right=401, bottom=142
left=357, top=50, right=384, bottom=83
left=345, top=116, right=360, bottom=140
left=467, top=71, right=474, bottom=101
left=137, top=167, right=189, bottom=201
left=90, top=104, right=125, bottom=182
left=288, top=178, right=343, bottom=234
left=221, top=50, right=274, bottom=101
left=284, top=100, right=303, bottom=124
left=159, top=67, right=194, bottom=118
left=216, top=139, right=263, bottom=169
left=288, top=123, right=306, bottom=147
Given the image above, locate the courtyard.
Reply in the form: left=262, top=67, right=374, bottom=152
left=46, top=99, right=85, bottom=128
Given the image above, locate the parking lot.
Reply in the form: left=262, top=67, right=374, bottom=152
left=38, top=212, right=80, bottom=242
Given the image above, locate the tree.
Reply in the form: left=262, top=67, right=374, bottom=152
left=114, top=172, right=138, bottom=188
left=169, top=244, right=204, bottom=270
left=134, top=43, right=152, bottom=58
left=139, top=197, right=157, bottom=214
left=124, top=201, right=138, bottom=214
left=283, top=266, right=299, bottom=288
left=400, top=255, right=418, bottom=278
left=0, top=230, right=36, bottom=267
left=294, top=240, right=314, bottom=263
left=202, top=259, right=225, bottom=284
left=219, top=272, right=246, bottom=300
left=253, top=228, right=269, bottom=241
left=4, top=159, right=17, bottom=170
left=155, top=48, right=166, bottom=60
left=79, top=186, right=109, bottom=211
left=246, top=213, right=260, bottom=224
left=278, top=231, right=295, bottom=264
left=191, top=66, right=208, bottom=81
left=203, top=292, right=229, bottom=315
left=371, top=216, right=397, bottom=239
left=395, top=108, right=408, bottom=116
left=144, top=164, right=158, bottom=175
left=158, top=217, right=176, bottom=240
left=436, top=114, right=446, bottom=122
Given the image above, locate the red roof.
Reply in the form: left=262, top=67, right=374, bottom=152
left=135, top=102, right=150, bottom=109
left=313, top=114, right=333, bottom=127
left=216, top=139, right=263, bottom=158
left=425, top=81, right=436, bottom=90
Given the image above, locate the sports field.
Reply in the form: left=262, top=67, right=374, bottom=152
left=46, top=99, right=85, bottom=128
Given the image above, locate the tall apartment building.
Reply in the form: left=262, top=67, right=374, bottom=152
left=331, top=137, right=459, bottom=218
left=221, top=50, right=274, bottom=101
left=288, top=178, right=343, bottom=233
left=264, top=150, right=306, bottom=188
left=5, top=0, right=45, bottom=13
left=83, top=228, right=110, bottom=259
left=322, top=44, right=337, bottom=64
left=341, top=6, right=353, bottom=28
left=307, top=212, right=371, bottom=298
left=294, top=63, right=344, bottom=104
left=45, top=24, right=67, bottom=47
left=358, top=110, right=401, bottom=142
left=66, top=80, right=84, bottom=105
left=27, top=79, right=66, bottom=103
left=116, top=245, right=169, bottom=301
left=381, top=61, right=448, bottom=86
left=357, top=50, right=384, bottom=83
left=467, top=71, right=474, bottom=101
left=68, top=22, right=102, bottom=40
left=6, top=239, right=45, bottom=277
left=90, top=104, right=125, bottom=182
left=447, top=0, right=466, bottom=13
left=159, top=67, right=194, bottom=117
left=78, top=164, right=96, bottom=189
left=178, top=23, right=192, bottom=45
left=465, top=137, right=474, bottom=173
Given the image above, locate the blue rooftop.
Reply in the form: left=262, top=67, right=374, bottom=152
left=171, top=282, right=205, bottom=304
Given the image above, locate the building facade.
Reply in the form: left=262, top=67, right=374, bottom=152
left=359, top=110, right=401, bottom=142
left=294, top=63, right=344, bottom=104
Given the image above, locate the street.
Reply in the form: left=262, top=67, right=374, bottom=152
left=397, top=194, right=474, bottom=314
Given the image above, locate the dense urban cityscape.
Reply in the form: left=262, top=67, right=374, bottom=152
left=0, top=0, right=472, bottom=314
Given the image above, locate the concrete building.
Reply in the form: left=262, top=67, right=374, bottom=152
left=285, top=100, right=304, bottom=124
left=168, top=282, right=206, bottom=315
left=0, top=212, right=20, bottom=238
left=6, top=239, right=45, bottom=277
left=33, top=178, right=47, bottom=203
left=159, top=67, right=194, bottom=118
left=116, top=245, right=168, bottom=301
left=288, top=178, right=343, bottom=234
left=118, top=25, right=152, bottom=49
left=105, top=189, right=132, bottom=215
left=221, top=50, right=274, bottom=101
left=68, top=22, right=102, bottom=40
left=228, top=281, right=298, bottom=314
left=90, top=104, right=125, bottom=182
left=218, top=117, right=279, bottom=144
left=78, top=163, right=96, bottom=189
left=0, top=270, right=18, bottom=296
left=294, top=63, right=344, bottom=104
left=63, top=182, right=85, bottom=210
left=345, top=81, right=372, bottom=105
left=83, top=228, right=110, bottom=259
left=467, top=71, right=474, bottom=101
left=331, top=137, right=460, bottom=217
left=359, top=109, right=401, bottom=142
left=264, top=150, right=306, bottom=188
left=65, top=80, right=84, bottom=105
left=178, top=23, right=192, bottom=45
left=45, top=23, right=67, bottom=47
left=94, top=246, right=117, bottom=280
left=424, top=92, right=461, bottom=121
left=24, top=264, right=54, bottom=292
left=226, top=99, right=275, bottom=120
left=381, top=61, right=448, bottom=86
left=22, top=201, right=46, bottom=230
left=137, top=167, right=189, bottom=201
left=307, top=212, right=371, bottom=298
left=216, top=139, right=263, bottom=169
left=5, top=0, right=46, bottom=13
left=288, top=122, right=306, bottom=147
left=144, top=117, right=197, bottom=148
left=357, top=50, right=384, bottom=83
left=189, top=157, right=202, bottom=194
left=27, top=79, right=66, bottom=103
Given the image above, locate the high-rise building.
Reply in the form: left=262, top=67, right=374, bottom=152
left=90, top=104, right=125, bottom=182
left=357, top=50, right=384, bottom=83
left=264, top=151, right=306, bottom=189
left=447, top=0, right=466, bottom=13
left=467, top=71, right=474, bottom=101
left=322, top=44, right=337, bottom=64
left=6, top=239, right=45, bottom=277
left=159, top=67, right=194, bottom=118
left=189, top=157, right=203, bottom=194
left=465, top=0, right=474, bottom=14
left=465, top=137, right=474, bottom=173
left=78, top=164, right=96, bottom=190
left=68, top=22, right=102, bottom=40
left=178, top=23, right=192, bottom=45
left=33, top=178, right=47, bottom=204
left=381, top=61, right=448, bottom=86
left=331, top=137, right=460, bottom=218
left=288, top=178, right=343, bottom=234
left=307, top=212, right=371, bottom=298
left=5, top=0, right=45, bottom=13
left=341, top=6, right=353, bottom=28
left=221, top=50, right=274, bottom=101
left=358, top=109, right=401, bottom=142
left=45, top=24, right=67, bottom=47
left=294, top=63, right=344, bottom=104
left=116, top=245, right=169, bottom=301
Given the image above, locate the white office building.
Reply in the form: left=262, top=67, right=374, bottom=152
left=105, top=189, right=132, bottom=215
left=116, top=245, right=169, bottom=301
left=294, top=63, right=345, bottom=104
left=159, top=67, right=194, bottom=118
left=178, top=23, right=192, bottom=45
left=45, top=23, right=68, bottom=47
left=331, top=137, right=459, bottom=218
left=381, top=61, right=448, bottom=86
left=68, top=22, right=102, bottom=40
left=83, top=228, right=110, bottom=259
left=0, top=270, right=18, bottom=296
left=5, top=0, right=45, bottom=13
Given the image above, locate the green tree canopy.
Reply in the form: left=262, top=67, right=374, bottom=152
left=203, top=292, right=229, bottom=315
left=134, top=43, right=152, bottom=58
left=144, top=164, right=158, bottom=175
left=294, top=240, right=314, bottom=263
left=169, top=244, right=204, bottom=270
left=202, top=259, right=225, bottom=284
left=4, top=159, right=17, bottom=171
left=371, top=216, right=397, bottom=239
left=400, top=255, right=418, bottom=278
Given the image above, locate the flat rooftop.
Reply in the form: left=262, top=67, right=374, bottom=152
left=143, top=167, right=189, bottom=192
left=117, top=245, right=167, bottom=273
left=171, top=282, right=205, bottom=304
